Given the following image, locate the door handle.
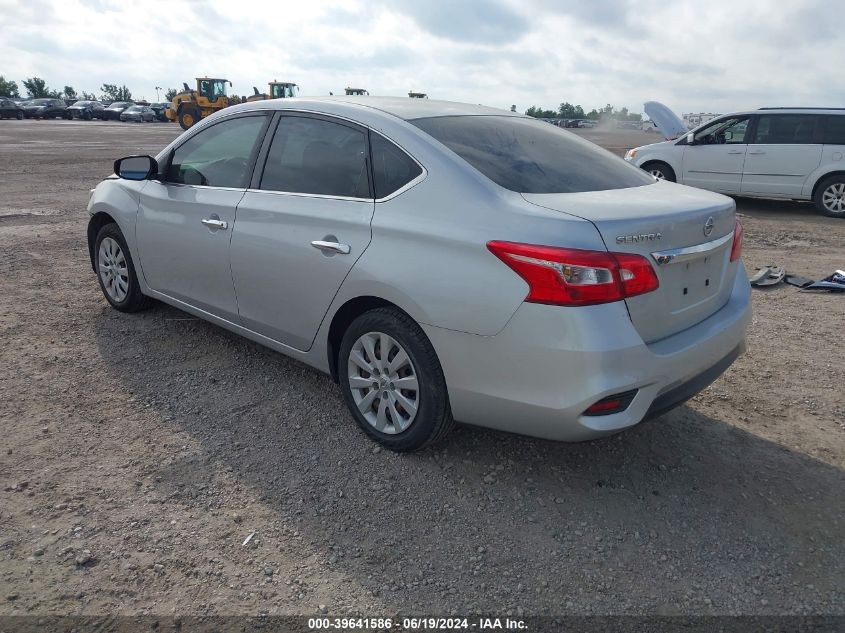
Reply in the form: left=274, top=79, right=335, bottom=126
left=201, top=218, right=228, bottom=230
left=727, top=150, right=744, bottom=154
left=311, top=240, right=351, bottom=254
left=748, top=150, right=766, bottom=155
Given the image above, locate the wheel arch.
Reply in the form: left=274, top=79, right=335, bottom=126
left=811, top=170, right=845, bottom=199
left=87, top=211, right=118, bottom=272
left=326, top=296, right=415, bottom=382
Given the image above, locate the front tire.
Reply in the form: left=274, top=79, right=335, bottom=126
left=642, top=161, right=676, bottom=182
left=94, top=223, right=153, bottom=312
left=813, top=175, right=845, bottom=218
left=178, top=107, right=200, bottom=130
left=338, top=308, right=454, bottom=452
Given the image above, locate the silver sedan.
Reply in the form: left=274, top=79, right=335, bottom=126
left=86, top=97, right=751, bottom=452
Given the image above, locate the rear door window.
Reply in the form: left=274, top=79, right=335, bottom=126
left=166, top=114, right=268, bottom=188
left=259, top=115, right=371, bottom=198
left=370, top=132, right=422, bottom=198
left=753, top=115, right=818, bottom=144
left=410, top=115, right=652, bottom=194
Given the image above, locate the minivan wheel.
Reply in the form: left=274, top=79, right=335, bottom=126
left=814, top=175, right=845, bottom=218
left=338, top=308, right=454, bottom=452
left=94, top=223, right=154, bottom=312
left=642, top=161, right=676, bottom=182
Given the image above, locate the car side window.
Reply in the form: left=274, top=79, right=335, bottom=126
left=819, top=115, right=845, bottom=145
left=753, top=115, right=817, bottom=144
left=166, top=115, right=267, bottom=188
left=693, top=117, right=749, bottom=145
left=370, top=132, right=422, bottom=198
left=259, top=116, right=371, bottom=198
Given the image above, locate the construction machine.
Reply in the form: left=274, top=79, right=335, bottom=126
left=246, top=81, right=299, bottom=102
left=165, top=77, right=242, bottom=129
left=345, top=87, right=369, bottom=96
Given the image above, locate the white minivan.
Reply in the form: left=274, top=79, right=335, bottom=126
left=624, top=108, right=845, bottom=217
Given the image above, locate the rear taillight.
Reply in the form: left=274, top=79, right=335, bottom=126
left=729, top=219, right=743, bottom=262
left=487, top=241, right=659, bottom=306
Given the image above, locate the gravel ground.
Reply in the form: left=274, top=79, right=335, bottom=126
left=0, top=120, right=842, bottom=618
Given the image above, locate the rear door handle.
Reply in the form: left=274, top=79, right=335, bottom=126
left=748, top=150, right=766, bottom=155
left=201, top=218, right=228, bottom=230
left=311, top=240, right=351, bottom=254
left=727, top=150, right=745, bottom=154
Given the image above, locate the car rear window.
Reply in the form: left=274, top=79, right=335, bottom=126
left=821, top=115, right=845, bottom=145
left=410, top=115, right=653, bottom=194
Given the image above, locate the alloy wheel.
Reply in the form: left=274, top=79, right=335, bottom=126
left=98, top=237, right=129, bottom=302
left=649, top=168, right=666, bottom=180
left=822, top=182, right=845, bottom=214
left=347, top=332, right=419, bottom=434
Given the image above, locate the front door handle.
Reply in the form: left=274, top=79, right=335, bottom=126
left=311, top=240, right=351, bottom=254
left=748, top=150, right=766, bottom=155
left=201, top=218, right=228, bottom=230
left=727, top=149, right=745, bottom=154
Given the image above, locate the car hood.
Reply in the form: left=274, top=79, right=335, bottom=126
left=644, top=101, right=687, bottom=139
left=633, top=139, right=677, bottom=153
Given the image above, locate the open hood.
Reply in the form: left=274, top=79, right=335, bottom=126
left=644, top=101, right=687, bottom=140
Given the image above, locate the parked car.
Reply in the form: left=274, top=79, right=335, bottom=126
left=577, top=119, right=596, bottom=128
left=149, top=102, right=171, bottom=122
left=102, top=101, right=135, bottom=120
left=21, top=98, right=68, bottom=119
left=67, top=100, right=105, bottom=120
left=86, top=97, right=750, bottom=451
left=120, top=105, right=155, bottom=122
left=625, top=107, right=845, bottom=218
left=0, top=97, right=24, bottom=119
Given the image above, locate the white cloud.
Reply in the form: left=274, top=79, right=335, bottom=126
left=0, top=0, right=841, bottom=115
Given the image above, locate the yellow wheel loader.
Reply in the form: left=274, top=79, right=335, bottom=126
left=165, top=78, right=242, bottom=130
left=246, top=81, right=299, bottom=102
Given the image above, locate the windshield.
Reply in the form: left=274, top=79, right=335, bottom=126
left=411, top=115, right=654, bottom=194
left=72, top=101, right=92, bottom=106
left=125, top=106, right=141, bottom=112
left=109, top=102, right=131, bottom=109
left=29, top=99, right=51, bottom=105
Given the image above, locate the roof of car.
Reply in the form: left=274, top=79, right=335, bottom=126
left=235, top=96, right=521, bottom=121
left=731, top=107, right=845, bottom=116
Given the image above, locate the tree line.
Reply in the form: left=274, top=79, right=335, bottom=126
left=524, top=102, right=642, bottom=122
left=0, top=75, right=177, bottom=102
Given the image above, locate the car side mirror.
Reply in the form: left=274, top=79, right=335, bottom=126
left=686, top=132, right=695, bottom=145
left=114, top=155, right=157, bottom=181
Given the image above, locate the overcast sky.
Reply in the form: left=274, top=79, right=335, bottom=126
left=1, top=0, right=841, bottom=115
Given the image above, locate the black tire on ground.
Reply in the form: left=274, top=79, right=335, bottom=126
left=812, top=174, right=845, bottom=218
left=94, top=223, right=154, bottom=313
left=338, top=307, right=455, bottom=452
left=642, top=161, right=676, bottom=182
left=83, top=111, right=92, bottom=121
left=178, top=107, right=200, bottom=130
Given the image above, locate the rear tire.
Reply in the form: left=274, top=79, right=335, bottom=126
left=16, top=111, right=23, bottom=120
left=94, top=223, right=154, bottom=313
left=338, top=308, right=454, bottom=452
left=642, top=161, right=676, bottom=182
left=813, top=175, right=845, bottom=218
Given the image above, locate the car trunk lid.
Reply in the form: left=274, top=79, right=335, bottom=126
left=523, top=181, right=738, bottom=343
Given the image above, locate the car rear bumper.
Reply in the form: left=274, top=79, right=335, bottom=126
left=422, top=267, right=751, bottom=442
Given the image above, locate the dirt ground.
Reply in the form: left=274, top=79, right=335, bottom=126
left=0, top=120, right=842, bottom=618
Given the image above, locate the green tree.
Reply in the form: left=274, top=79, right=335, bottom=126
left=63, top=86, right=78, bottom=100
left=164, top=87, right=177, bottom=102
left=0, top=76, right=20, bottom=97
left=23, top=77, right=55, bottom=98
left=100, top=83, right=133, bottom=102
left=81, top=91, right=97, bottom=100
left=586, top=109, right=600, bottom=120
